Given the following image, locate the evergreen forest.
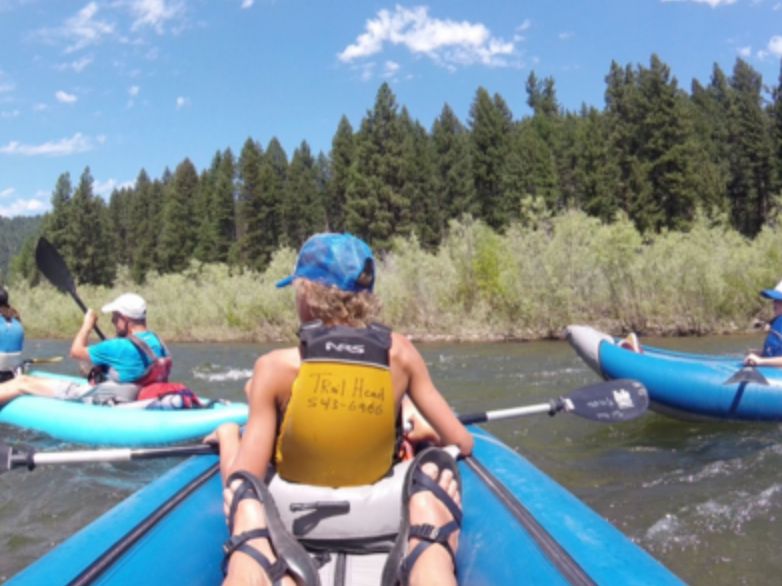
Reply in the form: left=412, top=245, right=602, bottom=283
left=5, top=54, right=782, bottom=293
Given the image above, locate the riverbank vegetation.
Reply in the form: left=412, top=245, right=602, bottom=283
left=3, top=53, right=782, bottom=341
left=9, top=212, right=782, bottom=342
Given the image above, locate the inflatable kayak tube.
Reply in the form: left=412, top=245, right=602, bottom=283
left=9, top=427, right=683, bottom=585
left=566, top=324, right=782, bottom=422
left=0, top=370, right=248, bottom=446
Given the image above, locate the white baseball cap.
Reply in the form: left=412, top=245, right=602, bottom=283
left=101, top=293, right=147, bottom=320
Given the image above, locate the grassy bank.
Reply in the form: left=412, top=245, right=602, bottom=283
left=9, top=212, right=780, bottom=343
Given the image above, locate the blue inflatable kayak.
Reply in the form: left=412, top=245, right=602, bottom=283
left=566, top=324, right=782, bottom=421
left=0, top=370, right=248, bottom=446
left=8, top=427, right=682, bottom=585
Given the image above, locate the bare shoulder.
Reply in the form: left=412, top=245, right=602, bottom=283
left=253, top=346, right=300, bottom=376
left=390, top=331, right=423, bottom=366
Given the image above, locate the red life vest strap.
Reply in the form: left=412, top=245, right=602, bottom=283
left=127, top=334, right=173, bottom=385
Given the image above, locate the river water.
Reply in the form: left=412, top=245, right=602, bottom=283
left=2, top=334, right=782, bottom=585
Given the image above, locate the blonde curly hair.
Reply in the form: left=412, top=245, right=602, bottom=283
left=294, top=278, right=381, bottom=328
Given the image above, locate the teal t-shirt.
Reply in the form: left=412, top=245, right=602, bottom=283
left=87, top=331, right=165, bottom=383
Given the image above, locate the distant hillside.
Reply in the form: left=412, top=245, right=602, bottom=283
left=0, top=215, right=44, bottom=280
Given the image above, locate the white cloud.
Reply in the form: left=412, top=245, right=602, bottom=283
left=130, top=0, right=186, bottom=34
left=241, top=0, right=254, bottom=8
left=129, top=85, right=140, bottom=96
left=339, top=6, right=515, bottom=69
left=769, top=36, right=782, bottom=57
left=94, top=178, right=133, bottom=198
left=55, top=90, right=78, bottom=104
left=383, top=60, right=400, bottom=78
left=558, top=32, right=574, bottom=41
left=33, top=102, right=48, bottom=112
left=0, top=197, right=48, bottom=217
left=737, top=45, right=752, bottom=58
left=175, top=96, right=189, bottom=109
left=35, top=2, right=115, bottom=53
left=0, top=187, right=14, bottom=199
left=57, top=55, right=94, bottom=73
left=0, top=133, right=94, bottom=156
left=1, top=109, right=20, bottom=118
left=661, top=0, right=736, bottom=6
left=0, top=70, right=14, bottom=94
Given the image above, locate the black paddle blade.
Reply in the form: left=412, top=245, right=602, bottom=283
left=35, top=237, right=75, bottom=295
left=723, top=366, right=769, bottom=386
left=563, top=379, right=649, bottom=422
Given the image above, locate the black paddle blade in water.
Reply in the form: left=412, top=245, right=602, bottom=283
left=723, top=366, right=769, bottom=386
left=35, top=237, right=76, bottom=296
left=563, top=379, right=649, bottom=422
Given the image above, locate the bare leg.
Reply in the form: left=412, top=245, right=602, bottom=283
left=0, top=375, right=57, bottom=404
left=407, top=462, right=461, bottom=586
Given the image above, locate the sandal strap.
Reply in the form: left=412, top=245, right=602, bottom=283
left=398, top=521, right=459, bottom=585
left=224, top=541, right=288, bottom=585
left=411, top=472, right=463, bottom=526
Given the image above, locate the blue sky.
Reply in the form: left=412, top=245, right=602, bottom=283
left=1, top=0, right=781, bottom=218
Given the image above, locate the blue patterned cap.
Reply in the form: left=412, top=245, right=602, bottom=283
left=276, top=233, right=375, bottom=293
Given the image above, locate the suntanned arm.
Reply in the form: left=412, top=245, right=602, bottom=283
left=744, top=352, right=782, bottom=367
left=395, top=333, right=473, bottom=456
left=226, top=349, right=298, bottom=479
left=70, top=309, right=97, bottom=362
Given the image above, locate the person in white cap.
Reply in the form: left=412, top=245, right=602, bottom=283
left=0, top=292, right=170, bottom=405
left=744, top=280, right=782, bottom=367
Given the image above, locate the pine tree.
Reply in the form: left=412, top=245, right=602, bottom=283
left=345, top=83, right=409, bottom=250
left=399, top=110, right=439, bottom=248
left=159, top=158, right=199, bottom=272
left=326, top=116, right=354, bottom=232
left=727, top=58, right=775, bottom=236
left=431, top=103, right=476, bottom=221
left=469, top=87, right=514, bottom=230
left=43, top=172, right=74, bottom=254
left=285, top=141, right=326, bottom=247
left=128, top=169, right=160, bottom=283
left=68, top=167, right=116, bottom=286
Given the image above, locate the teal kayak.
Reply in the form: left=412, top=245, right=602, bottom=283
left=9, top=427, right=683, bottom=585
left=0, top=370, right=248, bottom=446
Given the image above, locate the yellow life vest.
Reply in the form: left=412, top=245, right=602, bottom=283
left=275, top=322, right=396, bottom=487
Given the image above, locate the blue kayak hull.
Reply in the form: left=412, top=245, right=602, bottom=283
left=9, top=427, right=682, bottom=585
left=566, top=324, right=782, bottom=421
left=0, top=370, right=248, bottom=446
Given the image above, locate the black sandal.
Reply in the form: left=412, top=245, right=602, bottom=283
left=223, top=470, right=320, bottom=586
left=381, top=448, right=462, bottom=586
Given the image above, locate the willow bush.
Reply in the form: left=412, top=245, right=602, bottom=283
left=9, top=211, right=782, bottom=342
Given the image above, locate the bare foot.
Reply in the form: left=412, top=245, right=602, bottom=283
left=406, top=462, right=461, bottom=586
left=223, top=485, right=294, bottom=586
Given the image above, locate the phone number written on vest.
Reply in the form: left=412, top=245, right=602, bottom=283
left=305, top=372, right=386, bottom=416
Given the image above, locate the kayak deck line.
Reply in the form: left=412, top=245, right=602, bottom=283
left=463, top=455, right=596, bottom=586
left=67, top=462, right=220, bottom=586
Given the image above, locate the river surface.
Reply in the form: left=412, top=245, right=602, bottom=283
left=2, top=334, right=782, bottom=584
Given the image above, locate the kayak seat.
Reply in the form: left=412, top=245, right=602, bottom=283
left=222, top=470, right=320, bottom=586
left=381, top=447, right=462, bottom=586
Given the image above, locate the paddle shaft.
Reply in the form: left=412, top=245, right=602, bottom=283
left=4, top=379, right=647, bottom=472
left=8, top=444, right=217, bottom=470
left=459, top=402, right=557, bottom=425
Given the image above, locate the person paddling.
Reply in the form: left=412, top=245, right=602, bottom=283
left=744, top=280, right=782, bottom=367
left=213, top=232, right=473, bottom=586
left=0, top=286, right=24, bottom=383
left=0, top=292, right=173, bottom=405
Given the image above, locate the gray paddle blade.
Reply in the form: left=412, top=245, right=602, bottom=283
left=723, top=366, right=769, bottom=386
left=564, top=379, right=649, bottom=422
